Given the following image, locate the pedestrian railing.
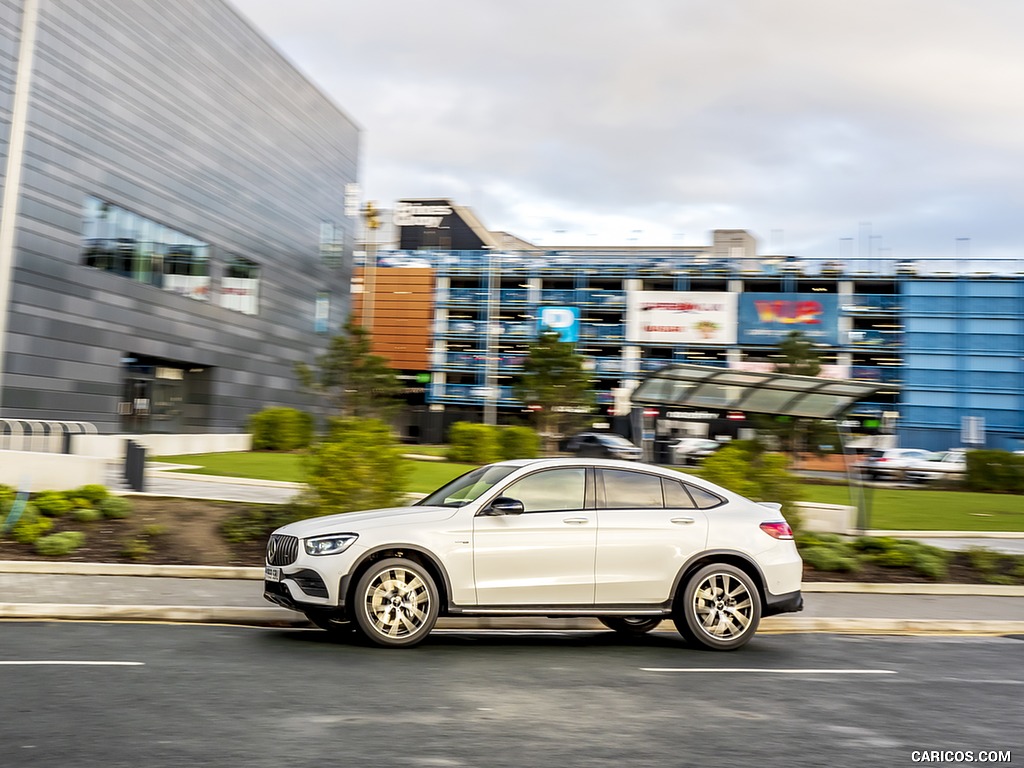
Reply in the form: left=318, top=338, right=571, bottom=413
left=0, top=419, right=98, bottom=453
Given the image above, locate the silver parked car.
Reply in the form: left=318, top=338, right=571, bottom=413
left=264, top=458, right=804, bottom=650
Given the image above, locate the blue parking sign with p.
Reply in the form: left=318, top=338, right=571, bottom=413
left=539, top=306, right=580, bottom=342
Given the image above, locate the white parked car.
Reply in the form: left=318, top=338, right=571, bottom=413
left=853, top=448, right=933, bottom=481
left=904, top=449, right=968, bottom=483
left=264, top=458, right=803, bottom=650
left=669, top=437, right=723, bottom=465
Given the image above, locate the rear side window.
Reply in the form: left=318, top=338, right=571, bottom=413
left=662, top=478, right=697, bottom=509
left=601, top=469, right=664, bottom=509
left=685, top=484, right=725, bottom=509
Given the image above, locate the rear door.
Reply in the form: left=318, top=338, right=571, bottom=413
left=594, top=469, right=709, bottom=604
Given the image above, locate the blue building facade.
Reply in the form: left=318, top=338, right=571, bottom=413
left=362, top=247, right=1024, bottom=452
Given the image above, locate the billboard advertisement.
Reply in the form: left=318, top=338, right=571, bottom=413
left=738, top=293, right=840, bottom=345
left=626, top=292, right=737, bottom=344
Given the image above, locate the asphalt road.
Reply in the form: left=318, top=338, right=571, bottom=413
left=1, top=622, right=1021, bottom=768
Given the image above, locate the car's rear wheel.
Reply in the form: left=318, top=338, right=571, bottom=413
left=599, top=616, right=664, bottom=636
left=352, top=558, right=439, bottom=648
left=673, top=563, right=761, bottom=651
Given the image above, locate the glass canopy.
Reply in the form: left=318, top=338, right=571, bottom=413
left=630, top=364, right=887, bottom=420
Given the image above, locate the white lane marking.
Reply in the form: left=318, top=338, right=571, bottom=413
left=642, top=668, right=897, bottom=674
left=0, top=661, right=144, bottom=666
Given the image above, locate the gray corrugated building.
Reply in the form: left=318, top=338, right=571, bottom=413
left=0, top=0, right=357, bottom=432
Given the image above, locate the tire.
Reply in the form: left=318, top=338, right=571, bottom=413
left=352, top=558, right=439, bottom=648
left=673, top=563, right=761, bottom=651
left=599, top=616, right=664, bottom=636
left=303, top=610, right=355, bottom=636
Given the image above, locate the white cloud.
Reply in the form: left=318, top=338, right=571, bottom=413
left=231, top=0, right=1024, bottom=259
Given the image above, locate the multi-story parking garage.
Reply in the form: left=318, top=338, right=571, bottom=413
left=356, top=201, right=1024, bottom=452
left=0, top=0, right=358, bottom=433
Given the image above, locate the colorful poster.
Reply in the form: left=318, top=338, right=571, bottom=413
left=738, top=293, right=840, bottom=345
left=626, top=292, right=737, bottom=344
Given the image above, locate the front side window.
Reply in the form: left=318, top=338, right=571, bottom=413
left=501, top=468, right=586, bottom=513
left=601, top=469, right=664, bottom=509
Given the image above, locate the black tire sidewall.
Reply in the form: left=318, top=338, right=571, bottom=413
left=673, top=563, right=762, bottom=651
left=352, top=557, right=439, bottom=648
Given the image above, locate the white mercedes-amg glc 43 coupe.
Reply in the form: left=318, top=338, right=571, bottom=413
left=264, top=458, right=803, bottom=650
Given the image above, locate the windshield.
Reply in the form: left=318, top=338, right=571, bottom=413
left=416, top=464, right=519, bottom=507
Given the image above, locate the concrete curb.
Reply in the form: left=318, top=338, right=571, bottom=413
left=3, top=561, right=1023, bottom=596
left=867, top=530, right=1024, bottom=539
left=1, top=603, right=1022, bottom=636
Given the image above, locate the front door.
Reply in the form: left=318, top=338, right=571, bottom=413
left=473, top=467, right=595, bottom=605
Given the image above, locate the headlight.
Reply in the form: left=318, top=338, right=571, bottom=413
left=304, top=533, right=359, bottom=556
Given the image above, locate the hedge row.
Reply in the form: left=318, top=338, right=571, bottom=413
left=446, top=423, right=540, bottom=464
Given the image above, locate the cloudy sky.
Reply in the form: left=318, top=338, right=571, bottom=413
left=232, top=0, right=1023, bottom=261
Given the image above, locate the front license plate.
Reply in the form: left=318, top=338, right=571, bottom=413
left=264, top=566, right=282, bottom=582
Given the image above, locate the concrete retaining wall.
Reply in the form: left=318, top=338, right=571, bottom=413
left=794, top=501, right=858, bottom=534
left=71, top=433, right=252, bottom=460
left=0, top=450, right=107, bottom=491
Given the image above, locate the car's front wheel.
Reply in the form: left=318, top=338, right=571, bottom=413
left=599, top=616, right=664, bottom=636
left=352, top=558, right=439, bottom=648
left=673, top=564, right=761, bottom=651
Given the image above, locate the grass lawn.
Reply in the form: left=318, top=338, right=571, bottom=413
left=155, top=452, right=1023, bottom=531
left=802, top=484, right=1024, bottom=532
left=154, top=452, right=473, bottom=493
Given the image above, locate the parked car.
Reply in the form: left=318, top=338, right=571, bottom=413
left=565, top=432, right=642, bottom=461
left=264, top=458, right=804, bottom=650
left=904, top=449, right=968, bottom=483
left=669, top=437, right=723, bottom=465
left=852, top=448, right=933, bottom=481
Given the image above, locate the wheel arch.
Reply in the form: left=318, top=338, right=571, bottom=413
left=344, top=544, right=453, bottom=615
left=670, top=549, right=767, bottom=612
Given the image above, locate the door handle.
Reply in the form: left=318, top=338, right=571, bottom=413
left=671, top=517, right=696, bottom=525
left=562, top=517, right=590, bottom=524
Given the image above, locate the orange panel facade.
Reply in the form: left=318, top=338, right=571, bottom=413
left=351, top=267, right=436, bottom=370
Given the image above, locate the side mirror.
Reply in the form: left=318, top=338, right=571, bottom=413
left=481, top=496, right=525, bottom=516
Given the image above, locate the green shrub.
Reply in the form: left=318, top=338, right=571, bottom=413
left=34, top=531, right=85, bottom=557
left=304, top=418, right=410, bottom=515
left=0, top=484, right=15, bottom=507
left=248, top=407, right=315, bottom=451
left=99, top=496, right=133, bottom=519
left=32, top=491, right=72, bottom=518
left=446, top=422, right=501, bottom=464
left=869, top=543, right=918, bottom=568
left=122, top=537, right=152, bottom=561
left=965, top=450, right=1024, bottom=493
left=911, top=553, right=948, bottom=581
left=142, top=524, right=168, bottom=537
left=498, top=426, right=540, bottom=460
left=10, top=504, right=52, bottom=544
left=801, top=544, right=860, bottom=573
left=701, top=443, right=804, bottom=531
left=72, top=508, right=102, bottom=523
left=965, top=546, right=1003, bottom=574
left=72, top=485, right=109, bottom=504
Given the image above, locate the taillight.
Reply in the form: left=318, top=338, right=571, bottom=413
left=760, top=521, right=794, bottom=540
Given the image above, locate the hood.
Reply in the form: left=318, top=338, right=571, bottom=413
left=276, top=505, right=459, bottom=539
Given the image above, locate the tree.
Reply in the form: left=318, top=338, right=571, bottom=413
left=775, top=330, right=823, bottom=377
left=295, top=317, right=404, bottom=420
left=753, top=330, right=830, bottom=458
left=514, top=329, right=594, bottom=453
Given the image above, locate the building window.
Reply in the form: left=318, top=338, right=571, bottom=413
left=315, top=292, right=330, bottom=334
left=221, top=255, right=260, bottom=315
left=81, top=196, right=210, bottom=301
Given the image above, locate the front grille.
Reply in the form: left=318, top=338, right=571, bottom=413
left=266, top=534, right=299, bottom=566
